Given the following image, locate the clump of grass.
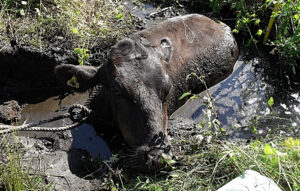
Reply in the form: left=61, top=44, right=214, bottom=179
left=225, top=137, right=300, bottom=191
left=119, top=136, right=299, bottom=190
left=0, top=0, right=138, bottom=53
left=0, top=134, right=53, bottom=191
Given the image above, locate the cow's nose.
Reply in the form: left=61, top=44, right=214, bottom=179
left=146, top=146, right=174, bottom=167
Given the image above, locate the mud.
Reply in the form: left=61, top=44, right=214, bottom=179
left=0, top=100, right=21, bottom=123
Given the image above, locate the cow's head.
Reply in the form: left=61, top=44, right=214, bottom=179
left=55, top=36, right=174, bottom=172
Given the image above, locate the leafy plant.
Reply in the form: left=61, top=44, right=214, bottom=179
left=209, top=0, right=299, bottom=77
left=74, top=47, right=89, bottom=66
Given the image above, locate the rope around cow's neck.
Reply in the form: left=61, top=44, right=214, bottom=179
left=0, top=104, right=92, bottom=134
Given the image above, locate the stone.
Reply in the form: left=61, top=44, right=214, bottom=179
left=0, top=100, right=21, bottom=123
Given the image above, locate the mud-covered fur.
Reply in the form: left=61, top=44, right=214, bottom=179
left=55, top=14, right=238, bottom=172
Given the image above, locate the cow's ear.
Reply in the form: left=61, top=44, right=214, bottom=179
left=160, top=37, right=173, bottom=64
left=55, top=64, right=97, bottom=92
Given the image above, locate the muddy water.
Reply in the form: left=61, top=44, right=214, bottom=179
left=123, top=0, right=184, bottom=28
left=19, top=93, right=111, bottom=159
left=171, top=57, right=300, bottom=138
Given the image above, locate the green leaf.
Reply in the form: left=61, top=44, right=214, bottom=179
left=166, top=159, right=176, bottom=165
left=186, top=72, right=197, bottom=80
left=74, top=48, right=82, bottom=55
left=264, top=144, right=277, bottom=155
left=256, top=29, right=263, bottom=36
left=242, top=17, right=250, bottom=24
left=233, top=29, right=239, bottom=33
left=116, top=13, right=123, bottom=20
left=72, top=28, right=79, bottom=34
left=189, top=95, right=199, bottom=100
left=251, top=125, right=257, bottom=134
left=254, top=19, right=260, bottom=25
left=170, top=173, right=179, bottom=178
left=268, top=97, right=274, bottom=107
left=284, top=137, right=300, bottom=149
left=178, top=92, right=192, bottom=100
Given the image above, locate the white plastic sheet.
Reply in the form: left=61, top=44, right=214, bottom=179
left=217, top=170, right=282, bottom=191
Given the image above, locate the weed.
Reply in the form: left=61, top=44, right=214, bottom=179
left=74, top=48, right=89, bottom=65
left=0, top=134, right=53, bottom=191
left=121, top=136, right=299, bottom=190
left=0, top=0, right=138, bottom=54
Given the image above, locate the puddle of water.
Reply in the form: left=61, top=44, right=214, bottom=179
left=19, top=93, right=111, bottom=159
left=171, top=57, right=300, bottom=138
left=123, top=0, right=157, bottom=27
left=71, top=123, right=111, bottom=160
left=123, top=0, right=182, bottom=28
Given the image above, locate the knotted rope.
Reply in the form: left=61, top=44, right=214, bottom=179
left=0, top=104, right=91, bottom=134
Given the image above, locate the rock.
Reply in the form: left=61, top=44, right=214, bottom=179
left=0, top=100, right=21, bottom=123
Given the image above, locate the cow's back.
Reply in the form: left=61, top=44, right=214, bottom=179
left=137, top=14, right=238, bottom=114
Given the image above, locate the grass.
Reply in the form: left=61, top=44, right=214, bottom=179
left=121, top=136, right=299, bottom=191
left=0, top=134, right=53, bottom=191
left=0, top=0, right=138, bottom=55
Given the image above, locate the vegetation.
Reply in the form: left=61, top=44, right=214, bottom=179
left=0, top=135, right=53, bottom=191
left=104, top=135, right=299, bottom=191
left=210, top=0, right=300, bottom=78
left=113, top=84, right=299, bottom=190
left=0, top=0, right=138, bottom=64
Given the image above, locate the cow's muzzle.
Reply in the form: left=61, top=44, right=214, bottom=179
left=125, top=132, right=174, bottom=172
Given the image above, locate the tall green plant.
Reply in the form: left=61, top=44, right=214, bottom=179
left=209, top=0, right=299, bottom=76
left=269, top=0, right=300, bottom=74
left=0, top=135, right=53, bottom=191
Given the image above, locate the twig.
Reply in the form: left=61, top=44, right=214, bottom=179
left=196, top=68, right=218, bottom=119
left=146, top=7, right=171, bottom=18
left=103, top=161, right=125, bottom=190
left=103, top=161, right=114, bottom=174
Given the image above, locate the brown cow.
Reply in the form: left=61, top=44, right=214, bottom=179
left=55, top=14, right=238, bottom=172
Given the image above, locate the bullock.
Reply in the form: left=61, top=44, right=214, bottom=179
left=55, top=14, right=239, bottom=172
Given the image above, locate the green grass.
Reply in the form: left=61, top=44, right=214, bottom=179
left=119, top=136, right=299, bottom=191
left=0, top=134, right=53, bottom=191
left=0, top=0, right=138, bottom=53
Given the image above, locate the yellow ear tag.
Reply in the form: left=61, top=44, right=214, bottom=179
left=67, top=75, right=80, bottom=88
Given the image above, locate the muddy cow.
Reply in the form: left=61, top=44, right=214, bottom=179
left=55, top=14, right=238, bottom=172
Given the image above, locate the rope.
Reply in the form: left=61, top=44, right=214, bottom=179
left=0, top=104, right=92, bottom=134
